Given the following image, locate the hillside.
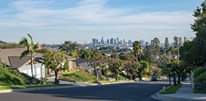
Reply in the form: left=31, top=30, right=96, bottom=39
left=0, top=63, right=38, bottom=85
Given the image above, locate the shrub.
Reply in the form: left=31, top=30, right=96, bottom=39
left=0, top=64, right=40, bottom=85
left=194, top=72, right=206, bottom=83
left=0, top=66, right=25, bottom=85
left=193, top=67, right=206, bottom=93
left=193, top=67, right=206, bottom=78
left=160, top=84, right=182, bottom=94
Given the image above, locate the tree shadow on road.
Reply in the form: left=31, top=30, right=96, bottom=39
left=21, top=83, right=164, bottom=101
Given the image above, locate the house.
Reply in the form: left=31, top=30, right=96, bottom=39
left=0, top=48, right=45, bottom=79
left=76, top=58, right=93, bottom=72
left=67, top=56, right=77, bottom=71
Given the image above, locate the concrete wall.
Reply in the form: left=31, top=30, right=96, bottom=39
left=18, top=63, right=45, bottom=79
left=68, top=60, right=77, bottom=71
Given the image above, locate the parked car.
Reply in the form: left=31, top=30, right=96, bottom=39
left=151, top=75, right=158, bottom=81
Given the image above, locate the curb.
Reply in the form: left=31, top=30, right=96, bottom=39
left=151, top=91, right=206, bottom=101
left=0, top=89, right=13, bottom=94
left=0, top=85, right=79, bottom=94
left=151, top=92, right=177, bottom=101
left=99, top=81, right=136, bottom=85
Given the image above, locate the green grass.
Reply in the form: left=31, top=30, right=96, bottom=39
left=61, top=70, right=96, bottom=82
left=23, top=84, right=70, bottom=88
left=0, top=64, right=40, bottom=86
left=0, top=84, right=70, bottom=90
left=0, top=65, right=26, bottom=85
left=0, top=63, right=43, bottom=91
left=193, top=89, right=206, bottom=93
left=160, top=84, right=182, bottom=94
left=0, top=85, right=11, bottom=90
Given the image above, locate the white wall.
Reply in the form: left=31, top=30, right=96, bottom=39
left=18, top=63, right=45, bottom=79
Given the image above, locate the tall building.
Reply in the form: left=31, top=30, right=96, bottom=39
left=117, top=37, right=119, bottom=44
left=90, top=37, right=135, bottom=49
left=107, top=39, right=110, bottom=44
left=110, top=38, right=114, bottom=45
left=101, top=37, right=104, bottom=44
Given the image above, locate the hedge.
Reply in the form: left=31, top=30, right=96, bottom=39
left=193, top=67, right=206, bottom=78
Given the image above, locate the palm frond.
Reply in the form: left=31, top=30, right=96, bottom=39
left=20, top=50, right=30, bottom=59
left=19, top=37, right=28, bottom=46
left=27, top=33, right=34, bottom=45
left=33, top=43, right=39, bottom=51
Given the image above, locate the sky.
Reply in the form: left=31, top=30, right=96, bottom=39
left=0, top=0, right=203, bottom=44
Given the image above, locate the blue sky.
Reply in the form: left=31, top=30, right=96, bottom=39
left=0, top=0, right=203, bottom=44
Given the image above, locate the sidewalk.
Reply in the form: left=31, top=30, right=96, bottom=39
left=152, top=82, right=206, bottom=101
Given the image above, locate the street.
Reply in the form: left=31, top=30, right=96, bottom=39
left=0, top=82, right=165, bottom=101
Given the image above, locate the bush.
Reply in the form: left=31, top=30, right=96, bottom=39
left=0, top=66, right=25, bottom=85
left=194, top=71, right=206, bottom=93
left=194, top=72, right=206, bottom=83
left=0, top=64, right=40, bottom=85
left=160, top=84, right=182, bottom=94
left=193, top=67, right=206, bottom=78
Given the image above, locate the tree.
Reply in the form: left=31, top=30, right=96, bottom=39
left=188, top=0, right=206, bottom=66
left=43, top=50, right=67, bottom=84
left=164, top=37, right=170, bottom=53
left=109, top=59, right=122, bottom=80
left=179, top=0, right=206, bottom=67
left=132, top=41, right=142, bottom=62
left=124, top=62, right=137, bottom=80
left=59, top=41, right=80, bottom=57
left=180, top=41, right=193, bottom=65
left=80, top=49, right=105, bottom=80
left=150, top=37, right=161, bottom=62
left=137, top=60, right=150, bottom=80
left=19, top=34, right=39, bottom=83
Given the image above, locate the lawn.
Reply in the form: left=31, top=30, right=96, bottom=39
left=61, top=70, right=96, bottom=82
left=160, top=84, right=181, bottom=94
left=0, top=85, right=11, bottom=90
left=0, top=64, right=40, bottom=86
left=0, top=64, right=52, bottom=91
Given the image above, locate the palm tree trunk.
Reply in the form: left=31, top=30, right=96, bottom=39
left=40, top=64, right=43, bottom=84
left=169, top=73, right=172, bottom=85
left=54, top=69, right=59, bottom=84
left=177, top=74, right=181, bottom=84
left=138, top=74, right=142, bottom=81
left=30, top=53, right=34, bottom=84
left=173, top=72, right=177, bottom=85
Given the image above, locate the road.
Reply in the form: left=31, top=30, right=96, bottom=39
left=0, top=82, right=166, bottom=101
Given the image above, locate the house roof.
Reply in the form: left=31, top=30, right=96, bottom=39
left=0, top=48, right=76, bottom=68
left=0, top=48, right=26, bottom=66
left=0, top=48, right=42, bottom=68
left=8, top=56, right=31, bottom=68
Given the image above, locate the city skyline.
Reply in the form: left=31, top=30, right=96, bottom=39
left=0, top=0, right=202, bottom=44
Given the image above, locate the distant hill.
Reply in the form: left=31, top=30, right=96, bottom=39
left=0, top=41, right=23, bottom=49
left=0, top=40, right=7, bottom=44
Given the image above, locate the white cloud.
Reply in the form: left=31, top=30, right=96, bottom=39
left=0, top=0, right=195, bottom=43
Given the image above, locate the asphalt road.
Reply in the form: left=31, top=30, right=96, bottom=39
left=0, top=82, right=165, bottom=101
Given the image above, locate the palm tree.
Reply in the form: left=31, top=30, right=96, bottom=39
left=43, top=50, right=67, bottom=84
left=109, top=59, right=122, bottom=80
left=132, top=41, right=143, bottom=62
left=19, top=34, right=39, bottom=83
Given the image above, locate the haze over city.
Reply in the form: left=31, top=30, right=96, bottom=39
left=0, top=0, right=202, bottom=44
